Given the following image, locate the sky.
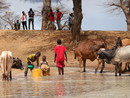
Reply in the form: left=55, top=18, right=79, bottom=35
left=6, top=0, right=127, bottom=31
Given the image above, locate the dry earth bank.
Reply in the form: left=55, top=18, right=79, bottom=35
left=0, top=30, right=130, bottom=72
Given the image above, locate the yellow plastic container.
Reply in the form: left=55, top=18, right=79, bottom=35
left=32, top=69, right=42, bottom=77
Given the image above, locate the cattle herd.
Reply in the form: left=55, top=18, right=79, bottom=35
left=1, top=38, right=130, bottom=81
left=74, top=38, right=130, bottom=76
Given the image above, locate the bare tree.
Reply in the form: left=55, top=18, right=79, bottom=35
left=106, top=0, right=130, bottom=31
left=41, top=0, right=51, bottom=30
left=72, top=0, right=83, bottom=41
left=0, top=0, right=9, bottom=13
left=0, top=12, right=20, bottom=29
left=0, top=0, right=10, bottom=29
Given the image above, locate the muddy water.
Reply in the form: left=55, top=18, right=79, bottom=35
left=0, top=67, right=130, bottom=98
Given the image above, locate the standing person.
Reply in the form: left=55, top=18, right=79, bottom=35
left=68, top=13, right=73, bottom=30
left=54, top=39, right=67, bottom=75
left=21, top=11, right=27, bottom=30
left=115, top=37, right=122, bottom=48
left=24, top=52, right=41, bottom=77
left=28, top=8, right=35, bottom=30
left=46, top=9, right=55, bottom=30
left=55, top=9, right=63, bottom=30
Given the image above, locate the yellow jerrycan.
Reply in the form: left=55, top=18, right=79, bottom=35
left=32, top=68, right=42, bottom=77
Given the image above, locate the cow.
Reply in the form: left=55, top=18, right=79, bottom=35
left=95, top=38, right=130, bottom=73
left=74, top=39, right=106, bottom=73
left=115, top=38, right=130, bottom=71
left=0, top=51, right=13, bottom=80
left=12, top=57, right=24, bottom=70
left=97, top=45, right=130, bottom=76
left=122, top=38, right=130, bottom=71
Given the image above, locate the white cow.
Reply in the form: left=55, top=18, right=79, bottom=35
left=98, top=45, right=130, bottom=76
left=0, top=51, right=13, bottom=80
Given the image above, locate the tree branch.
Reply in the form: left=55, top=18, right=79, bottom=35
left=109, top=3, right=121, bottom=8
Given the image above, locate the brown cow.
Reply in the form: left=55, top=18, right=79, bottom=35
left=122, top=38, right=130, bottom=46
left=74, top=39, right=106, bottom=72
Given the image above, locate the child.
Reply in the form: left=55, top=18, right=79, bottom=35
left=40, top=56, right=50, bottom=76
left=54, top=39, right=67, bottom=75
left=25, top=52, right=41, bottom=77
left=40, top=56, right=48, bottom=65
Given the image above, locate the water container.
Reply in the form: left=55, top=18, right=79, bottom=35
left=28, top=65, right=34, bottom=69
left=32, top=69, right=42, bottom=77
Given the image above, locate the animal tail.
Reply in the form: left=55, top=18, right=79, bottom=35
left=74, top=53, right=76, bottom=59
left=3, top=53, right=7, bottom=76
left=6, top=53, right=8, bottom=71
left=5, top=53, right=8, bottom=75
left=3, top=55, right=5, bottom=75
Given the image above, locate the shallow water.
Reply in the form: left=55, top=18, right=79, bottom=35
left=0, top=67, right=130, bottom=98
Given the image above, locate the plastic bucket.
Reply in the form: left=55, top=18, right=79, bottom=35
left=28, top=65, right=34, bottom=69
left=32, top=69, right=42, bottom=77
left=41, top=64, right=49, bottom=71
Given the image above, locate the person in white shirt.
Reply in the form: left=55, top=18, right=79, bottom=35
left=21, top=11, right=27, bottom=30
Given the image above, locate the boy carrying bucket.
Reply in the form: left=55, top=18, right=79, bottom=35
left=40, top=56, right=50, bottom=76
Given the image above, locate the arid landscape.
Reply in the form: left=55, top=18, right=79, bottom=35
left=0, top=30, right=130, bottom=98
left=0, top=30, right=130, bottom=71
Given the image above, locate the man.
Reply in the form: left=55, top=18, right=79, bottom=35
left=68, top=13, right=73, bottom=30
left=115, top=37, right=122, bottom=48
left=28, top=8, right=35, bottom=30
left=24, top=52, right=41, bottom=76
left=46, top=9, right=55, bottom=30
left=55, top=9, right=63, bottom=30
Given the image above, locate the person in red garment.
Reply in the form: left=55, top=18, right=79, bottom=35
left=46, top=9, right=55, bottom=30
left=55, top=9, right=63, bottom=30
left=54, top=39, right=67, bottom=75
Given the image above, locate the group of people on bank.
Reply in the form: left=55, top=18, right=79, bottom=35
left=14, top=8, right=73, bottom=31
left=46, top=8, right=73, bottom=30
left=14, top=8, right=35, bottom=30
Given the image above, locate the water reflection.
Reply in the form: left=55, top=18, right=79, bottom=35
left=55, top=80, right=65, bottom=98
left=0, top=68, right=130, bottom=97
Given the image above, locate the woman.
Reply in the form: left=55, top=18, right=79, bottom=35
left=21, top=11, right=27, bottom=30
